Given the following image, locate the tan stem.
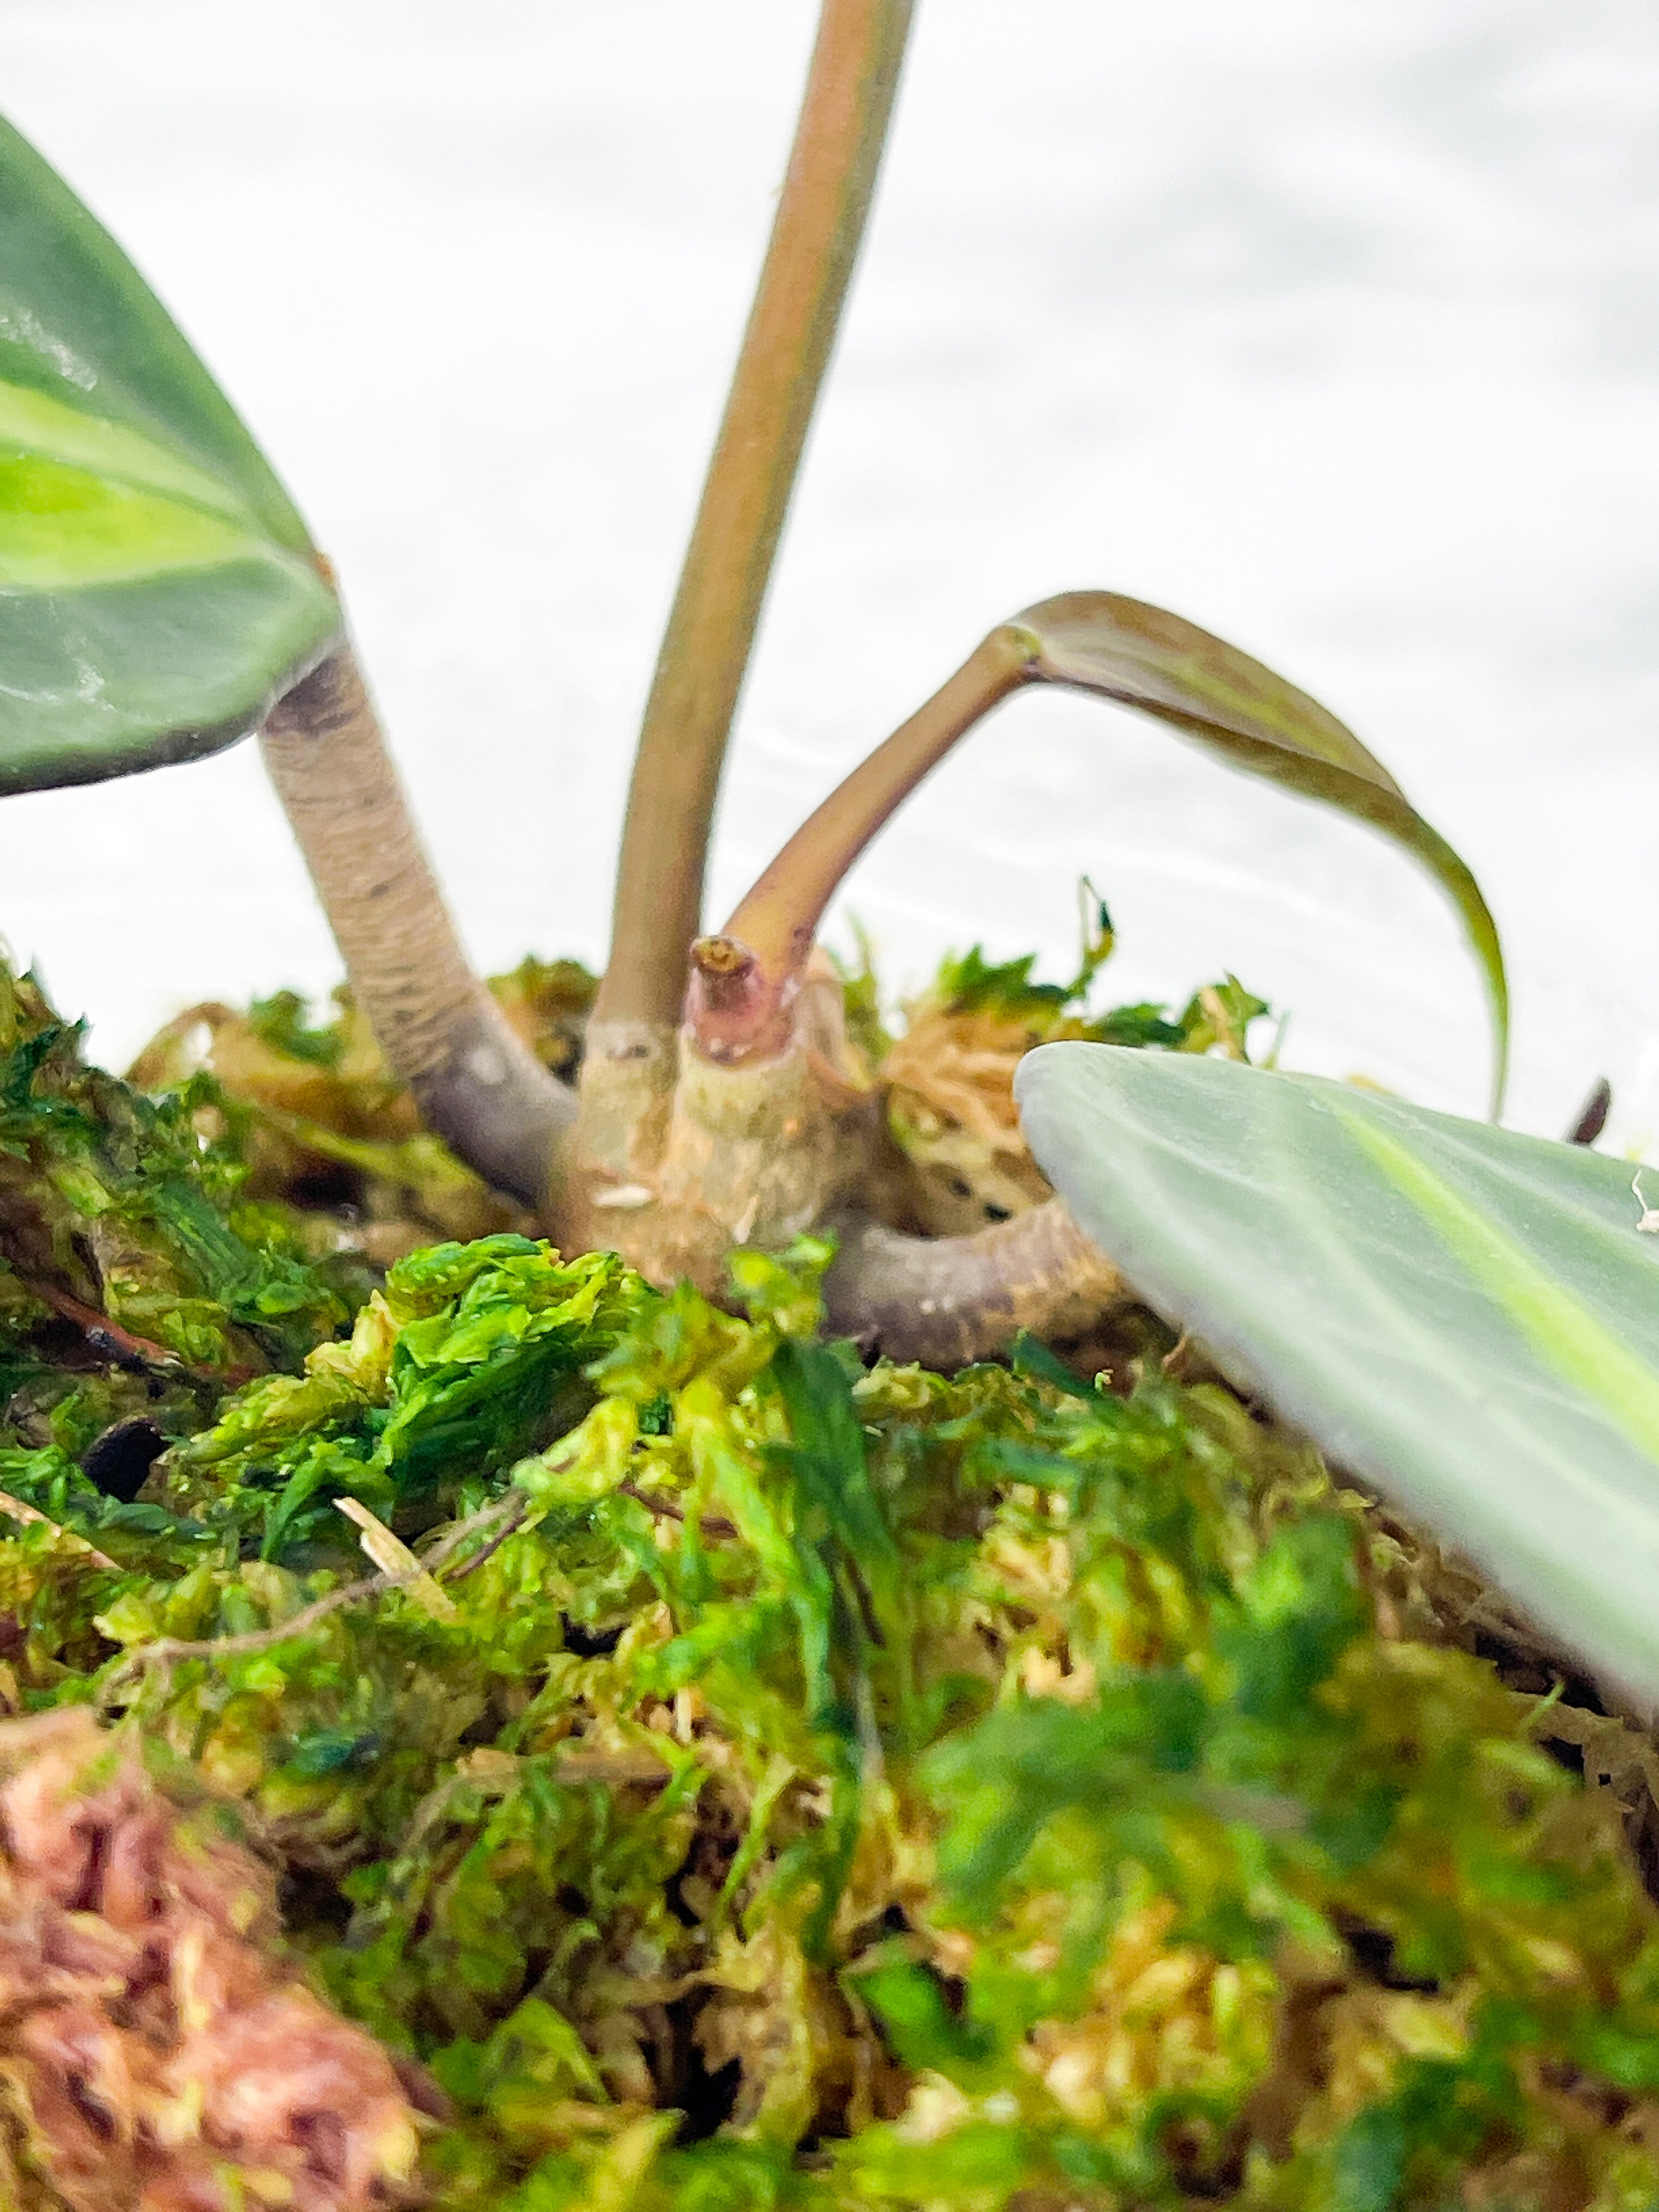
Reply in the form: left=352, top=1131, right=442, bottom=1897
left=823, top=1198, right=1126, bottom=1369
left=597, top=0, right=916, bottom=1032
left=259, top=646, right=573, bottom=1207
left=716, top=626, right=1034, bottom=1021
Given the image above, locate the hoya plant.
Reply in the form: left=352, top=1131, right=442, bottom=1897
left=9, top=19, right=1659, bottom=2207
left=0, top=0, right=1506, bottom=1367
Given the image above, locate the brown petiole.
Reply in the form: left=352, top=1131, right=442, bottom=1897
left=596, top=0, right=916, bottom=1038
left=692, top=626, right=1037, bottom=1063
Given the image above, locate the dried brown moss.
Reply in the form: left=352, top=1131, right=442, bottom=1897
left=0, top=1708, right=423, bottom=2212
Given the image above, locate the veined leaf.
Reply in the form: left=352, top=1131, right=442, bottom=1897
left=1015, top=1041, right=1659, bottom=1701
left=0, top=116, right=339, bottom=792
left=0, top=454, right=279, bottom=590
left=1011, top=594, right=1509, bottom=1114
left=0, top=381, right=253, bottom=519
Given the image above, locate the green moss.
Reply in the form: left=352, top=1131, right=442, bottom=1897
left=0, top=1241, right=1644, bottom=2207
left=163, top=1234, right=642, bottom=1560
left=0, top=963, right=1654, bottom=2208
left=0, top=962, right=353, bottom=1383
left=926, top=902, right=1266, bottom=1058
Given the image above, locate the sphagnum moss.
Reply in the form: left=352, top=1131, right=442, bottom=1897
left=0, top=968, right=1654, bottom=2209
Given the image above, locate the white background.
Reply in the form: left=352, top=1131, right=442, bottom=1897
left=1, top=1, right=1656, bottom=1142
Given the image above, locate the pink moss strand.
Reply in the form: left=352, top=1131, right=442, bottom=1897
left=0, top=1709, right=422, bottom=2211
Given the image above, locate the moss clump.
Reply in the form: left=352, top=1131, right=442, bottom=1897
left=0, top=964, right=356, bottom=1384
left=0, top=960, right=1655, bottom=2208
left=0, top=1234, right=1652, bottom=2206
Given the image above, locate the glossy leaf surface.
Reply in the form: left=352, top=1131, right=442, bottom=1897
left=1016, top=1040, right=1659, bottom=1700
left=0, top=116, right=339, bottom=791
left=1012, top=593, right=1509, bottom=1112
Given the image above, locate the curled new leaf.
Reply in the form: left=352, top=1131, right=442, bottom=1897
left=716, top=591, right=1506, bottom=1109
left=1016, top=1041, right=1659, bottom=1702
left=0, top=117, right=339, bottom=791
left=1017, top=593, right=1508, bottom=1112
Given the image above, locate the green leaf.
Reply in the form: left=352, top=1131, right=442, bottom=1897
left=0, top=116, right=339, bottom=792
left=1015, top=1041, right=1659, bottom=1701
left=1010, top=593, right=1509, bottom=1114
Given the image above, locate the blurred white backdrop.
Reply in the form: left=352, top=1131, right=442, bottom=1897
left=1, top=0, right=1657, bottom=1140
